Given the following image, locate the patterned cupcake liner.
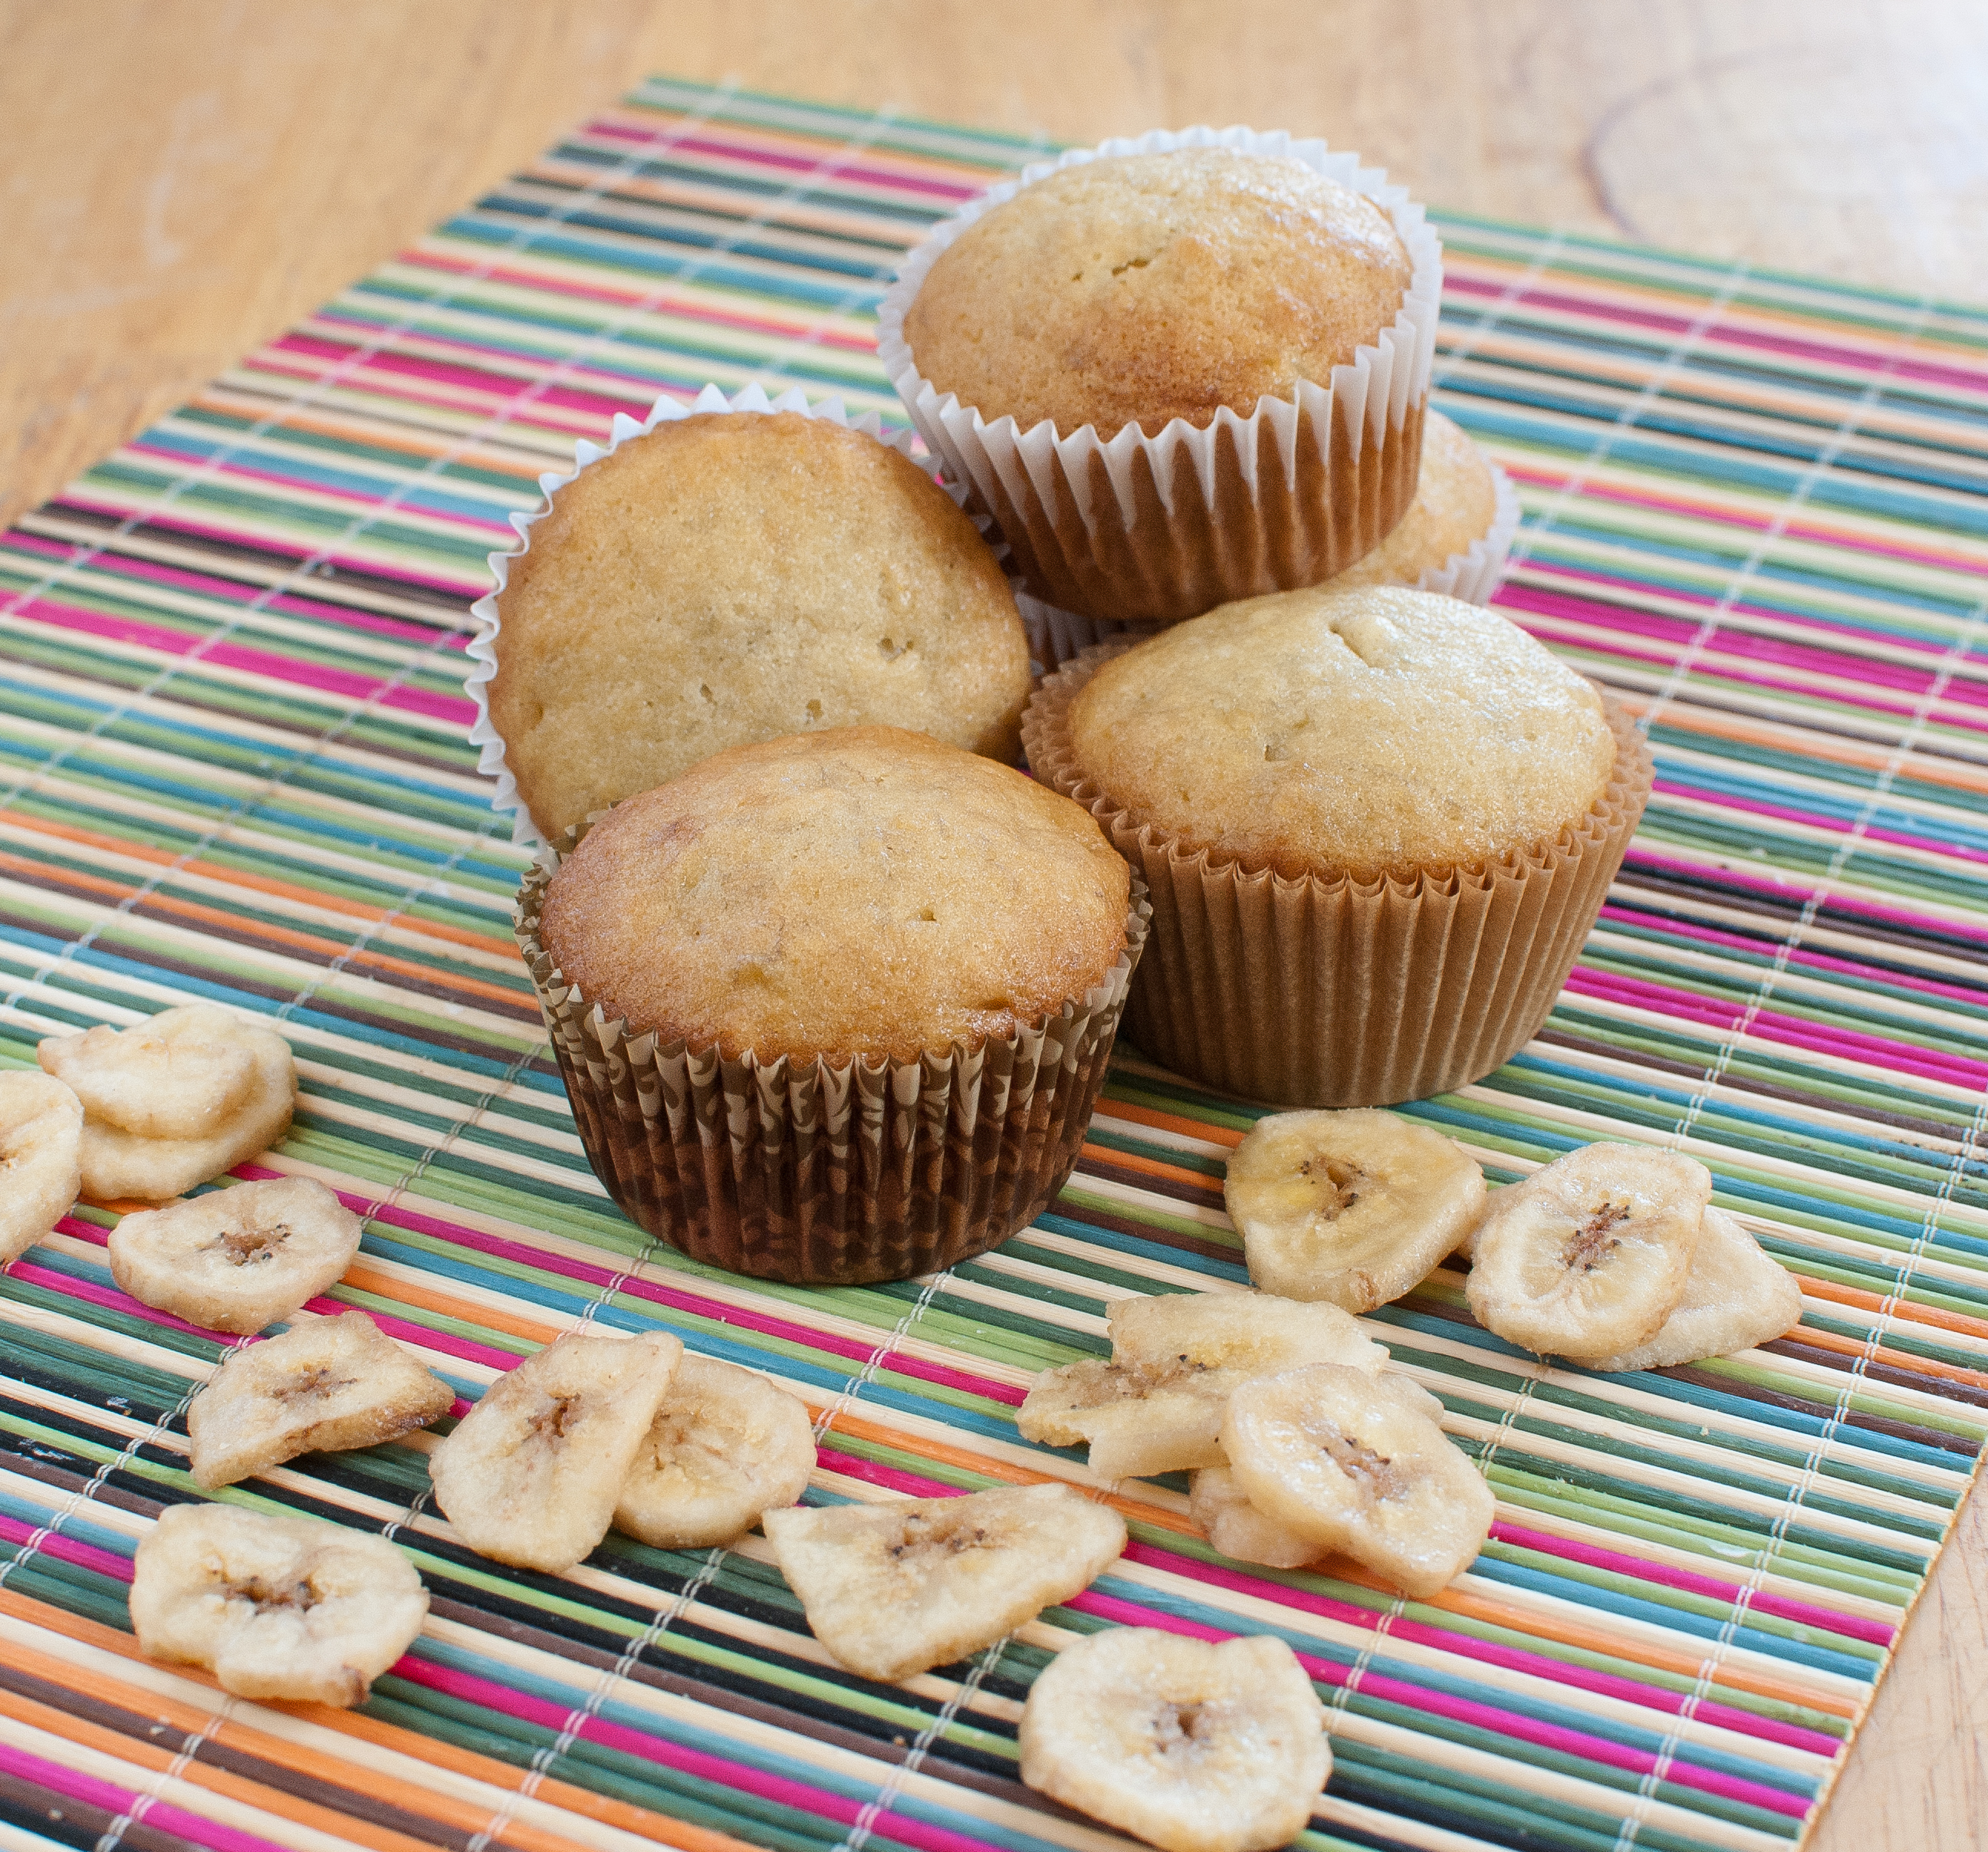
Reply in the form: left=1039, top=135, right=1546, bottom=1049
left=515, top=821, right=1153, bottom=1285
left=878, top=126, right=1444, bottom=627
left=1021, top=646, right=1651, bottom=1107
left=1017, top=456, right=1521, bottom=674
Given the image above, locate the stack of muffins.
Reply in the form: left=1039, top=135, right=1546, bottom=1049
left=466, top=130, right=1648, bottom=1288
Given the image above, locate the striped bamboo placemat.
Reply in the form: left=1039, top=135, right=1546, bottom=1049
left=2, top=72, right=1985, bottom=1852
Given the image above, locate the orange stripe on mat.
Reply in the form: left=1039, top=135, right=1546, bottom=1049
left=0, top=1590, right=758, bottom=1852
left=0, top=847, right=528, bottom=1009
left=0, top=809, right=519, bottom=958
left=1079, top=1143, right=1222, bottom=1194
left=1093, top=1099, right=1246, bottom=1149
left=1795, top=1275, right=1988, bottom=1343
left=0, top=1679, right=440, bottom=1852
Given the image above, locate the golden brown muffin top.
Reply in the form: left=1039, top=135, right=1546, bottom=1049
left=539, top=726, right=1131, bottom=1062
left=902, top=149, right=1412, bottom=439
left=1331, top=410, right=1499, bottom=590
left=1066, top=587, right=1616, bottom=880
left=489, top=413, right=1032, bottom=843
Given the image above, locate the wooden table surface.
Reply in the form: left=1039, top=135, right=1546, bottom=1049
left=2, top=3, right=1984, bottom=1845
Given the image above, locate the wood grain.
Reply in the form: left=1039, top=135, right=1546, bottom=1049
left=1, top=5, right=1983, bottom=1844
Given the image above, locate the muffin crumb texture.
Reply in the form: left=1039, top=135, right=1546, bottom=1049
left=904, top=149, right=1411, bottom=439
left=1067, top=587, right=1617, bottom=880
left=488, top=413, right=1031, bottom=842
left=539, top=726, right=1130, bottom=1062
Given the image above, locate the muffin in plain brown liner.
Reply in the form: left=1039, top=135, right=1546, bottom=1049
left=1020, top=594, right=1653, bottom=1108
left=516, top=728, right=1152, bottom=1285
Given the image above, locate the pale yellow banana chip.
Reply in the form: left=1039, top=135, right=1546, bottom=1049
left=1017, top=1291, right=1387, bottom=1481
left=108, top=1176, right=362, bottom=1334
left=1226, top=1108, right=1486, bottom=1311
left=0, top=1071, right=82, bottom=1263
left=1466, top=1143, right=1710, bottom=1359
left=764, top=1482, right=1125, bottom=1683
left=187, top=1309, right=455, bottom=1489
left=1019, top=1627, right=1329, bottom=1852
left=1584, top=1207, right=1803, bottom=1372
left=40, top=1005, right=296, bottom=1202
left=1188, top=1466, right=1320, bottom=1571
left=427, top=1329, right=681, bottom=1572
left=614, top=1354, right=815, bottom=1550
left=1223, top=1363, right=1493, bottom=1598
left=130, top=1502, right=426, bottom=1706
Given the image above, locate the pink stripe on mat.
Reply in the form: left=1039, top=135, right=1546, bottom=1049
left=0, top=1513, right=135, bottom=1584
left=1064, top=1591, right=1814, bottom=1819
left=0, top=1742, right=291, bottom=1852
left=392, top=1656, right=995, bottom=1852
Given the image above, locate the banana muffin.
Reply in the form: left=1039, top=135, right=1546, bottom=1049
left=488, top=410, right=1032, bottom=842
left=521, top=726, right=1150, bottom=1282
left=879, top=133, right=1444, bottom=626
left=1065, top=585, right=1615, bottom=881
left=902, top=147, right=1412, bottom=439
left=1023, top=586, right=1651, bottom=1106
left=540, top=725, right=1130, bottom=1061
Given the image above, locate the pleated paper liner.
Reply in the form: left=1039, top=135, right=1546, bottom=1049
left=1023, top=644, right=1653, bottom=1107
left=1018, top=455, right=1522, bottom=673
left=877, top=126, right=1444, bottom=625
left=517, top=826, right=1153, bottom=1285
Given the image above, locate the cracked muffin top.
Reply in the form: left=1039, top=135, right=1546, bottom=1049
left=538, top=726, right=1131, bottom=1062
left=902, top=148, right=1412, bottom=439
left=488, top=412, right=1031, bottom=843
left=1065, top=586, right=1616, bottom=880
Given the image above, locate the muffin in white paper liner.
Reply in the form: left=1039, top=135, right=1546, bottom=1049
left=879, top=126, right=1444, bottom=627
left=1019, top=456, right=1522, bottom=674
left=463, top=382, right=938, bottom=854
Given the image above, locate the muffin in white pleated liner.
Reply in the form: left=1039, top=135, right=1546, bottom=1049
left=878, top=126, right=1444, bottom=627
left=1018, top=453, right=1521, bottom=675
left=464, top=382, right=955, bottom=854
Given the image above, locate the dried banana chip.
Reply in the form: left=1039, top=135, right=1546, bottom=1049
left=1017, top=1291, right=1388, bottom=1481
left=763, top=1482, right=1125, bottom=1683
left=0, top=1071, right=82, bottom=1263
left=613, top=1353, right=814, bottom=1550
left=1223, top=1363, right=1494, bottom=1598
left=187, top=1309, right=455, bottom=1490
left=1019, top=1627, right=1329, bottom=1852
left=427, top=1328, right=682, bottom=1572
left=108, top=1176, right=363, bottom=1334
left=1585, top=1206, right=1803, bottom=1372
left=41, top=1005, right=297, bottom=1202
left=130, top=1502, right=426, bottom=1706
left=1188, top=1466, right=1320, bottom=1571
left=1226, top=1107, right=1486, bottom=1311
left=1467, top=1143, right=1710, bottom=1360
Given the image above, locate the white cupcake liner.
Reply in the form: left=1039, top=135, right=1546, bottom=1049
left=878, top=126, right=1444, bottom=626
left=464, top=383, right=932, bottom=854
left=1017, top=455, right=1523, bottom=675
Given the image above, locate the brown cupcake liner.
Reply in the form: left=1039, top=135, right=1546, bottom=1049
left=1021, top=647, right=1653, bottom=1107
left=516, top=823, right=1153, bottom=1285
left=878, top=127, right=1443, bottom=627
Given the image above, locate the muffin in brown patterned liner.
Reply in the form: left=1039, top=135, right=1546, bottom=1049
left=1021, top=640, right=1651, bottom=1110
left=879, top=127, right=1442, bottom=627
left=515, top=821, right=1152, bottom=1287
